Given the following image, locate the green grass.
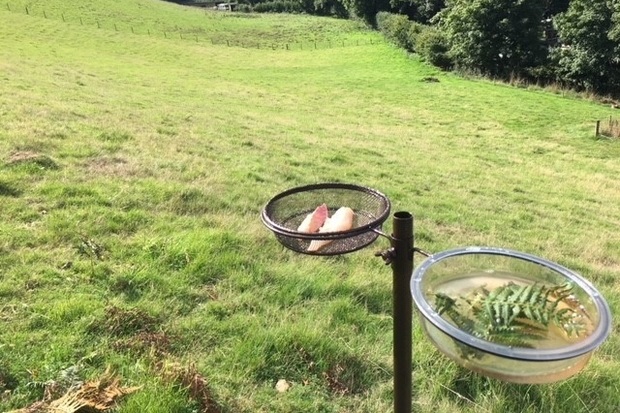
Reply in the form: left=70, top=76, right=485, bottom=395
left=5, top=0, right=379, bottom=48
left=1, top=1, right=620, bottom=412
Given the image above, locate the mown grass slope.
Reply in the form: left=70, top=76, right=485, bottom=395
left=1, top=1, right=619, bottom=412
left=5, top=0, right=377, bottom=47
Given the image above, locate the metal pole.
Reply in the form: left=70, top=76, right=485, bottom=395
left=391, top=211, right=413, bottom=413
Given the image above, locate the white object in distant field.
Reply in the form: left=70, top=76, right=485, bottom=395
left=275, top=379, right=290, bottom=392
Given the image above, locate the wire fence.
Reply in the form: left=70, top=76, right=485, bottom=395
left=596, top=116, right=620, bottom=138
left=4, top=2, right=378, bottom=51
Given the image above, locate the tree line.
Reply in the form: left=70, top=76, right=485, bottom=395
left=376, top=0, right=620, bottom=98
left=169, top=0, right=620, bottom=98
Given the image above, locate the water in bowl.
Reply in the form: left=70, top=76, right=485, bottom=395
left=431, top=271, right=595, bottom=351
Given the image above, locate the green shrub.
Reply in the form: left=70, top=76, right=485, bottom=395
left=414, top=25, right=452, bottom=69
left=374, top=11, right=390, bottom=28
left=376, top=12, right=415, bottom=52
left=253, top=0, right=305, bottom=13
left=376, top=12, right=452, bottom=67
left=439, top=0, right=545, bottom=77
left=236, top=3, right=253, bottom=12
left=407, top=21, right=424, bottom=50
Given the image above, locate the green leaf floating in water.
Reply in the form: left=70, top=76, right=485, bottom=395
left=435, top=282, right=589, bottom=356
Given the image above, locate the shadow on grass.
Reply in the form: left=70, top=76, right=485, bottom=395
left=6, top=151, right=59, bottom=171
left=440, top=364, right=620, bottom=412
left=0, top=181, right=22, bottom=197
left=442, top=366, right=545, bottom=410
left=248, top=332, right=391, bottom=396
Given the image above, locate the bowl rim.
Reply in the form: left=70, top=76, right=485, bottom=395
left=260, top=182, right=391, bottom=240
left=411, top=246, right=612, bottom=361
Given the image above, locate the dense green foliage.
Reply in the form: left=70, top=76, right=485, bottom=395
left=551, top=0, right=620, bottom=94
left=376, top=12, right=451, bottom=67
left=414, top=24, right=451, bottom=68
left=438, top=0, right=547, bottom=77
left=376, top=11, right=418, bottom=51
left=375, top=0, right=620, bottom=96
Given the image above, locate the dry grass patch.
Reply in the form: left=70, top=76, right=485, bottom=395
left=6, top=151, right=59, bottom=169
left=88, top=305, right=161, bottom=337
left=6, top=369, right=140, bottom=413
left=83, top=156, right=142, bottom=179
left=112, top=331, right=173, bottom=358
left=158, top=362, right=223, bottom=413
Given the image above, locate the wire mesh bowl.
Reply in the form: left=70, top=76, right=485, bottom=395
left=261, top=183, right=391, bottom=255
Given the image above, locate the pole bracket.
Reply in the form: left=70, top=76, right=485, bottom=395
left=375, top=247, right=396, bottom=265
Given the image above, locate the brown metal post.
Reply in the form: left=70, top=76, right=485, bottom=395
left=391, top=212, right=413, bottom=413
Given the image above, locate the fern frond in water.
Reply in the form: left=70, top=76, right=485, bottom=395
left=434, top=282, right=588, bottom=356
left=436, top=291, right=543, bottom=349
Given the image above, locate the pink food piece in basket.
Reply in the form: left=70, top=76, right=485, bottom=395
left=297, top=203, right=328, bottom=233
left=307, top=207, right=354, bottom=252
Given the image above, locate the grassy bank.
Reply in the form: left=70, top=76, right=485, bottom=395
left=1, top=1, right=619, bottom=412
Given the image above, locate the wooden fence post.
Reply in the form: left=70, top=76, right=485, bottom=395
left=114, top=23, right=118, bottom=31
left=25, top=5, right=28, bottom=14
left=596, top=120, right=600, bottom=137
left=6, top=3, right=10, bottom=11
left=43, top=10, right=47, bottom=18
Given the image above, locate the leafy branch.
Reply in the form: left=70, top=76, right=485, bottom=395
left=435, top=282, right=588, bottom=354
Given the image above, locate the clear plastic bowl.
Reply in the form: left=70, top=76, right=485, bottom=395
left=411, top=247, right=612, bottom=384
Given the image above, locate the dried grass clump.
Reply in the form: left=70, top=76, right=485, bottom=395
left=7, top=368, right=140, bottom=413
left=158, top=361, right=222, bottom=413
left=6, top=151, right=59, bottom=170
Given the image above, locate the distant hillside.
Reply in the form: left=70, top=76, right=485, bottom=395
left=5, top=0, right=377, bottom=46
left=164, top=0, right=216, bottom=6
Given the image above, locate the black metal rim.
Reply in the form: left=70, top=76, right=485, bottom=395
left=275, top=231, right=381, bottom=256
left=411, top=246, right=612, bottom=362
left=260, top=182, right=391, bottom=240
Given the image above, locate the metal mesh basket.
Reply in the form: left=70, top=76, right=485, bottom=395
left=261, top=183, right=391, bottom=255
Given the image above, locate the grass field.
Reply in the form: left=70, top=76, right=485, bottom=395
left=4, top=0, right=377, bottom=48
left=1, top=1, right=620, bottom=412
